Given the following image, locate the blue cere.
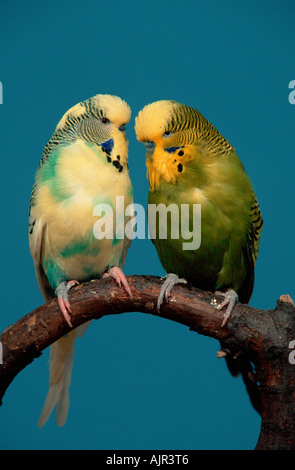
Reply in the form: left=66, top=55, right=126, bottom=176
left=164, top=146, right=183, bottom=153
left=101, top=138, right=114, bottom=154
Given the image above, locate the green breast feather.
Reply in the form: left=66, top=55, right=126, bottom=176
left=148, top=152, right=261, bottom=303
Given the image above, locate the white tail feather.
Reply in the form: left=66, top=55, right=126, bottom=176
left=38, top=323, right=90, bottom=427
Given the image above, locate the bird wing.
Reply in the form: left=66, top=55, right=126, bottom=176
left=29, top=184, right=53, bottom=302
left=248, top=195, right=263, bottom=267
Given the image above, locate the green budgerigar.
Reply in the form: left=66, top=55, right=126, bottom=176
left=135, top=99, right=263, bottom=412
left=29, top=94, right=133, bottom=426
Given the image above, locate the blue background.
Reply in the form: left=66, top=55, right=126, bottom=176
left=0, top=0, right=294, bottom=450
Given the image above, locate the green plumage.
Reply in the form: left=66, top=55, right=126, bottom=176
left=135, top=99, right=263, bottom=303
left=148, top=151, right=259, bottom=304
left=135, top=99, right=263, bottom=413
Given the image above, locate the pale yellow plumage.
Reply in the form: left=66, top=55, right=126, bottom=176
left=33, top=138, right=132, bottom=285
left=29, top=94, right=133, bottom=426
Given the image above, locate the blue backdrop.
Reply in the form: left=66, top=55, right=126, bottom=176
left=0, top=0, right=294, bottom=450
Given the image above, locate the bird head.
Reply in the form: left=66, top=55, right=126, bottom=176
left=50, top=94, right=131, bottom=162
left=39, top=94, right=132, bottom=169
left=135, top=99, right=234, bottom=191
left=135, top=100, right=201, bottom=190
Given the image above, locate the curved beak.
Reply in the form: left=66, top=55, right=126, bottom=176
left=144, top=141, right=156, bottom=160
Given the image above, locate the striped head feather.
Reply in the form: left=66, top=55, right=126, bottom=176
left=41, top=94, right=131, bottom=166
left=135, top=100, right=234, bottom=190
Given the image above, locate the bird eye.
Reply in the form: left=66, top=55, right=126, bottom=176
left=163, top=131, right=172, bottom=137
left=101, top=117, right=110, bottom=124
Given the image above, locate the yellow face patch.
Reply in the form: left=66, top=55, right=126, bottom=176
left=135, top=99, right=236, bottom=192
left=135, top=100, right=199, bottom=190
left=146, top=145, right=193, bottom=190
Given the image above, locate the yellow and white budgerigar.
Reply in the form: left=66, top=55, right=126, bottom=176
left=29, top=94, right=134, bottom=426
left=135, top=99, right=263, bottom=413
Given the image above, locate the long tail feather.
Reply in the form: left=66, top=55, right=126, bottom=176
left=38, top=323, right=90, bottom=426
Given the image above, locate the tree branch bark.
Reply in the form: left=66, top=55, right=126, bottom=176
left=0, top=275, right=295, bottom=450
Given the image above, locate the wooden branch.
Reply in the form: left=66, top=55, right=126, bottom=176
left=1, top=274, right=295, bottom=450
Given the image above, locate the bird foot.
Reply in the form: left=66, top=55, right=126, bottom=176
left=55, top=280, right=79, bottom=328
left=157, top=273, right=187, bottom=312
left=102, top=266, right=133, bottom=299
left=216, top=349, right=228, bottom=358
left=216, top=347, right=232, bottom=358
left=211, top=289, right=238, bottom=327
